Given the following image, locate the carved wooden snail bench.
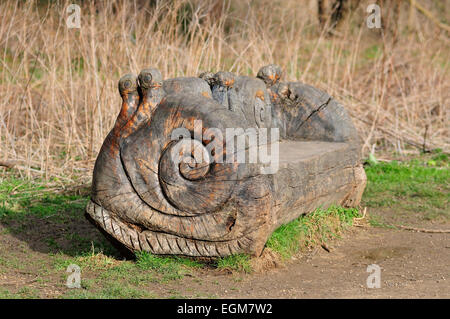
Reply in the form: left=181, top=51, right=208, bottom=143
left=85, top=64, right=367, bottom=257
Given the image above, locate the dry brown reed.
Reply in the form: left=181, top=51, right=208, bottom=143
left=0, top=0, right=448, bottom=182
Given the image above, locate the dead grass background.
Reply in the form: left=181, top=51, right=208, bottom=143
left=0, top=0, right=448, bottom=183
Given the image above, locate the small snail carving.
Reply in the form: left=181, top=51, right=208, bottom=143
left=86, top=64, right=366, bottom=257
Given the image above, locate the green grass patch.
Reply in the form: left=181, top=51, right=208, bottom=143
left=52, top=251, right=118, bottom=272
left=0, top=287, right=40, bottom=299
left=136, top=251, right=202, bottom=270
left=363, top=44, right=382, bottom=60
left=266, top=206, right=360, bottom=259
left=0, top=177, right=87, bottom=221
left=62, top=281, right=157, bottom=299
left=216, top=254, right=252, bottom=273
left=135, top=251, right=203, bottom=281
left=0, top=288, right=14, bottom=298
left=54, top=251, right=205, bottom=298
left=363, top=157, right=449, bottom=222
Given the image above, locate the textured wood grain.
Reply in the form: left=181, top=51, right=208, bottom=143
left=86, top=65, right=366, bottom=257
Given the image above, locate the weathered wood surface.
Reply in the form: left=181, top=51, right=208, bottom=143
left=86, top=65, right=366, bottom=257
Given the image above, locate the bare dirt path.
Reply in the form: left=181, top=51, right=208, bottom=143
left=172, top=226, right=449, bottom=298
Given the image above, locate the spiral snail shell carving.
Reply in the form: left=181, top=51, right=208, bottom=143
left=86, top=65, right=366, bottom=257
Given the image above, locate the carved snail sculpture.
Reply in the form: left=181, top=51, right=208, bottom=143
left=86, top=64, right=366, bottom=257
